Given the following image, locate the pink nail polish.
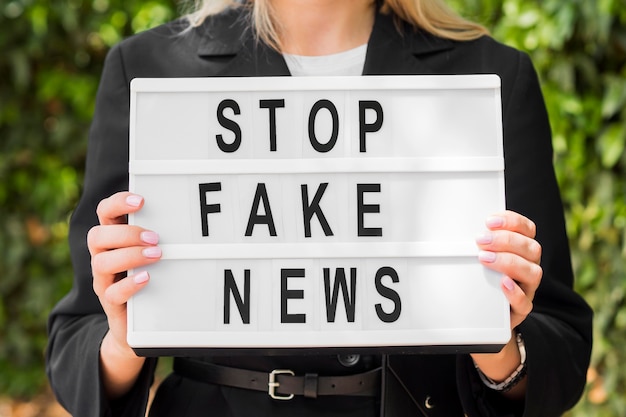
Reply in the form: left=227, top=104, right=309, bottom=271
left=134, top=271, right=149, bottom=284
left=142, top=247, right=162, bottom=258
left=475, top=232, right=493, bottom=245
left=502, top=276, right=515, bottom=291
left=126, top=195, right=143, bottom=207
left=478, top=250, right=497, bottom=263
left=140, top=231, right=159, bottom=245
left=486, top=216, right=504, bottom=228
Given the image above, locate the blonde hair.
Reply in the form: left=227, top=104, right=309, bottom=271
left=185, top=0, right=488, bottom=51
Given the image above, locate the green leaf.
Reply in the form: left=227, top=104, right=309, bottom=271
left=598, top=123, right=626, bottom=168
left=601, top=76, right=626, bottom=119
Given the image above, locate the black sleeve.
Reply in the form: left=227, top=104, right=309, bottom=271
left=456, top=51, right=593, bottom=417
left=46, top=43, right=158, bottom=417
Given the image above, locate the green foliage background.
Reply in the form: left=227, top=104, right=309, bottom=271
left=0, top=0, right=624, bottom=415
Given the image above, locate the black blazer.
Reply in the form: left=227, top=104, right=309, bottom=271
left=46, top=8, right=592, bottom=417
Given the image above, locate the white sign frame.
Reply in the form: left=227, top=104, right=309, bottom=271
left=127, top=75, right=510, bottom=355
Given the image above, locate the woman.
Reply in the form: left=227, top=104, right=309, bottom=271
left=46, top=0, right=593, bottom=416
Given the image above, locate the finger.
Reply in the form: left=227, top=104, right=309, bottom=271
left=96, top=192, right=144, bottom=226
left=502, top=276, right=533, bottom=328
left=92, top=245, right=162, bottom=277
left=102, top=270, right=151, bottom=308
left=485, top=210, right=537, bottom=239
left=478, top=251, right=542, bottom=298
left=476, top=230, right=542, bottom=265
left=88, top=224, right=159, bottom=255
left=92, top=246, right=161, bottom=295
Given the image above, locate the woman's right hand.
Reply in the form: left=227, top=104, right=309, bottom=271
left=87, top=191, right=161, bottom=398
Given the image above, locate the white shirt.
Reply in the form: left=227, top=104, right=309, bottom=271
left=283, top=44, right=368, bottom=76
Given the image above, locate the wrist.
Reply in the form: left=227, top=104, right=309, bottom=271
left=101, top=331, right=140, bottom=361
left=100, top=331, right=146, bottom=399
left=474, top=331, right=527, bottom=392
left=471, top=330, right=521, bottom=381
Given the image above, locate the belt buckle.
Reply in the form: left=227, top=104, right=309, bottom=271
left=268, top=369, right=295, bottom=400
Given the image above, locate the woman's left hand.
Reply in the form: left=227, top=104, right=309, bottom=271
left=476, top=210, right=543, bottom=329
left=471, top=210, right=542, bottom=398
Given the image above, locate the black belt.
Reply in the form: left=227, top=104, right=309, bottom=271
left=174, top=358, right=381, bottom=400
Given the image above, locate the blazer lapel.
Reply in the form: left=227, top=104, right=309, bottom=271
left=194, top=8, right=455, bottom=77
left=195, top=8, right=290, bottom=77
left=364, top=12, right=455, bottom=76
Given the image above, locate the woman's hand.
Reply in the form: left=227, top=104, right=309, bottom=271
left=87, top=192, right=161, bottom=399
left=471, top=210, right=543, bottom=399
left=476, top=210, right=542, bottom=329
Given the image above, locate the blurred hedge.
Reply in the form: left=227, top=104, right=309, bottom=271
left=0, top=0, right=179, bottom=398
left=448, top=1, right=626, bottom=415
left=1, top=0, right=624, bottom=415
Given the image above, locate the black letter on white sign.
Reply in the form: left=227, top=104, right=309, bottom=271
left=199, top=182, right=221, bottom=237
left=281, top=268, right=306, bottom=323
left=359, top=100, right=384, bottom=152
left=357, top=183, right=383, bottom=237
left=301, top=183, right=333, bottom=238
left=223, top=269, right=250, bottom=324
left=308, top=99, right=339, bottom=153
left=324, top=267, right=357, bottom=323
left=216, top=99, right=242, bottom=152
left=259, top=99, right=285, bottom=151
left=245, top=183, right=277, bottom=237
left=374, top=266, right=401, bottom=323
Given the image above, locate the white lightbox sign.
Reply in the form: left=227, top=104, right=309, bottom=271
left=127, top=75, right=509, bottom=354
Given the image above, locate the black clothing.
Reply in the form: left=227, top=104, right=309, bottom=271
left=47, top=8, right=592, bottom=417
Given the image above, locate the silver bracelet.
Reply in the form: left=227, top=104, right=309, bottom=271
left=474, top=331, right=527, bottom=392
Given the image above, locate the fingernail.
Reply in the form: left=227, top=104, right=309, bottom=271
left=126, top=195, right=143, bottom=207
left=478, top=250, right=497, bottom=263
left=140, top=231, right=159, bottom=245
left=486, top=216, right=504, bottom=228
left=134, top=271, right=150, bottom=284
left=475, top=232, right=493, bottom=245
left=502, top=276, right=515, bottom=291
left=142, top=247, right=162, bottom=258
